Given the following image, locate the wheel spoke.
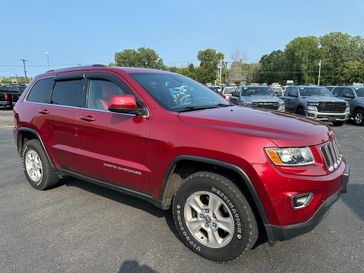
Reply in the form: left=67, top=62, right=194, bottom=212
left=187, top=196, right=203, bottom=214
left=217, top=217, right=234, bottom=234
left=208, top=193, right=222, bottom=213
left=206, top=227, right=221, bottom=246
left=186, top=219, right=204, bottom=234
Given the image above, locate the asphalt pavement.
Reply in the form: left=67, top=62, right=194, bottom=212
left=0, top=110, right=363, bottom=273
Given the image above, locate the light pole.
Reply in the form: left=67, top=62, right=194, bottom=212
left=317, top=60, right=322, bottom=86
left=20, top=59, right=28, bottom=83
left=44, top=51, right=50, bottom=69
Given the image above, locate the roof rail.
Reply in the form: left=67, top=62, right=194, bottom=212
left=46, top=64, right=107, bottom=73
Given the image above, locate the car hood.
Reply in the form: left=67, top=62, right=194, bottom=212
left=240, top=96, right=284, bottom=103
left=302, top=96, right=346, bottom=103
left=178, top=106, right=332, bottom=147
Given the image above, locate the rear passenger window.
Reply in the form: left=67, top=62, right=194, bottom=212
left=51, top=80, right=84, bottom=107
left=27, top=78, right=54, bottom=103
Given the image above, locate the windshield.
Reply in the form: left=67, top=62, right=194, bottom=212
left=355, top=88, right=364, bottom=97
left=222, top=87, right=236, bottom=94
left=241, top=86, right=275, bottom=96
left=130, top=73, right=230, bottom=112
left=299, top=87, right=334, bottom=97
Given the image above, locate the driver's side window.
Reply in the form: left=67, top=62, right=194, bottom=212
left=343, top=88, right=354, bottom=98
left=87, top=79, right=127, bottom=110
left=287, top=87, right=298, bottom=97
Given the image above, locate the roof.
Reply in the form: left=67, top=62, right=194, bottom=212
left=44, top=65, right=171, bottom=75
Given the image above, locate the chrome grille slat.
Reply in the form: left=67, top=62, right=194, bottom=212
left=320, top=139, right=342, bottom=172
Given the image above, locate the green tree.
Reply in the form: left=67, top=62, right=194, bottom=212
left=258, top=50, right=286, bottom=84
left=114, top=47, right=165, bottom=69
left=195, top=48, right=224, bottom=84
left=319, top=32, right=364, bottom=85
left=284, top=36, right=321, bottom=84
left=336, top=60, right=364, bottom=85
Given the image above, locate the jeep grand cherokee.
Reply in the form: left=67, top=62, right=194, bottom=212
left=13, top=66, right=350, bottom=262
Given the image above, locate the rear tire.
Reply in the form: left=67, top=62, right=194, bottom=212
left=22, top=139, right=60, bottom=190
left=172, top=171, right=258, bottom=263
left=353, top=109, right=364, bottom=126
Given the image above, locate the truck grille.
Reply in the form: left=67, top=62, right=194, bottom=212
left=251, top=102, right=279, bottom=110
left=318, top=102, right=346, bottom=113
left=320, top=139, right=342, bottom=172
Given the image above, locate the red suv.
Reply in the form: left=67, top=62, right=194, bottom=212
left=13, top=65, right=350, bottom=262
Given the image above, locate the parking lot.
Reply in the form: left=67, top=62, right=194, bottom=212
left=0, top=109, right=363, bottom=273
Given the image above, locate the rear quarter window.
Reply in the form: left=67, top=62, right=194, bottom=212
left=27, top=78, right=54, bottom=103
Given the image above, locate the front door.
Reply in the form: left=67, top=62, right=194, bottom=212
left=75, top=73, right=151, bottom=194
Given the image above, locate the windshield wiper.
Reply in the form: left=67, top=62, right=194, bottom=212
left=176, top=103, right=231, bottom=112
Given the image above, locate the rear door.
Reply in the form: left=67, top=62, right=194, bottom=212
left=24, top=75, right=85, bottom=170
left=75, top=72, right=151, bottom=194
left=46, top=74, right=86, bottom=170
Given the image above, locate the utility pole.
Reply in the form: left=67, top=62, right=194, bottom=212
left=219, top=58, right=223, bottom=85
left=317, top=60, right=322, bottom=86
left=20, top=59, right=28, bottom=83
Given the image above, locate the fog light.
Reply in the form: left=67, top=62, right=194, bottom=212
left=291, top=193, right=313, bottom=209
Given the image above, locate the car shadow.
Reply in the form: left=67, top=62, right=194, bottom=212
left=118, top=260, right=159, bottom=273
left=63, top=177, right=179, bottom=239
left=341, top=183, right=364, bottom=222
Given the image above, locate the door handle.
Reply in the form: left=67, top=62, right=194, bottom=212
left=80, top=115, right=95, bottom=122
left=38, top=109, right=49, bottom=115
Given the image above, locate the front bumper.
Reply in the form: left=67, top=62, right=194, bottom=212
left=265, top=163, right=350, bottom=242
left=305, top=109, right=350, bottom=121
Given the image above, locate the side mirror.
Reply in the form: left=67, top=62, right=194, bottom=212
left=343, top=93, right=354, bottom=99
left=108, top=94, right=138, bottom=114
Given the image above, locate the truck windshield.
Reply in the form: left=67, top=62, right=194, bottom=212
left=355, top=88, right=364, bottom=97
left=300, top=87, right=334, bottom=97
left=130, top=73, right=230, bottom=112
left=241, top=87, right=275, bottom=96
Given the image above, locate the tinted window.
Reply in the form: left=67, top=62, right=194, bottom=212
left=332, top=87, right=344, bottom=97
left=287, top=87, right=298, bottom=97
left=27, top=78, right=54, bottom=103
left=51, top=80, right=84, bottom=107
left=343, top=88, right=354, bottom=98
left=87, top=79, right=129, bottom=110
left=355, top=88, right=364, bottom=97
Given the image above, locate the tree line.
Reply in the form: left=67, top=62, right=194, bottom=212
left=113, top=32, right=364, bottom=86
left=258, top=32, right=364, bottom=85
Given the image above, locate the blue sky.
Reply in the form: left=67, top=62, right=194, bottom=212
left=1, top=0, right=363, bottom=77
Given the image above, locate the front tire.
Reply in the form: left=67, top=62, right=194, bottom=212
left=172, top=171, right=258, bottom=263
left=22, top=139, right=60, bottom=190
left=353, top=109, right=364, bottom=126
left=332, top=121, right=344, bottom=126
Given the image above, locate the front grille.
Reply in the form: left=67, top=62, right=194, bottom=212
left=251, top=102, right=279, bottom=110
left=320, top=139, right=342, bottom=172
left=318, top=102, right=346, bottom=113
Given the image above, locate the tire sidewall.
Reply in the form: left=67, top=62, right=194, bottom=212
left=354, top=110, right=364, bottom=126
left=173, top=174, right=256, bottom=262
left=23, top=142, right=47, bottom=189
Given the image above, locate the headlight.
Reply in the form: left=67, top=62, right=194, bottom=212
left=306, top=102, right=319, bottom=111
left=265, top=147, right=314, bottom=166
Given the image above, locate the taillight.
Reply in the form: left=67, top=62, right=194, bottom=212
left=224, top=95, right=230, bottom=101
left=4, top=93, right=8, bottom=100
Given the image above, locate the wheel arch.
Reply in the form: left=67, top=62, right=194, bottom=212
left=160, top=155, right=269, bottom=227
left=16, top=127, right=55, bottom=168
